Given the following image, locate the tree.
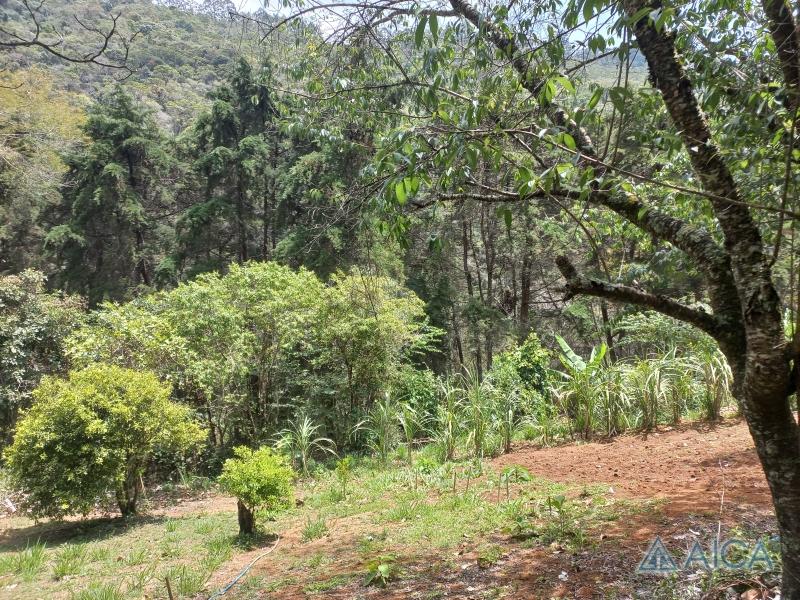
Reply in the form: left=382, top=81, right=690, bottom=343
left=0, top=270, right=84, bottom=442
left=0, top=0, right=137, bottom=72
left=46, top=87, right=175, bottom=305
left=255, top=0, right=800, bottom=591
left=5, top=364, right=204, bottom=518
left=176, top=58, right=278, bottom=272
left=65, top=262, right=438, bottom=452
left=218, top=446, right=295, bottom=535
left=0, top=69, right=85, bottom=275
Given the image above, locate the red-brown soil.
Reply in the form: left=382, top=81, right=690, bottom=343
left=493, top=419, right=771, bottom=514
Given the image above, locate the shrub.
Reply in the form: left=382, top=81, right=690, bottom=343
left=360, top=397, right=399, bottom=463
left=491, top=332, right=551, bottom=396
left=5, top=364, right=204, bottom=518
left=218, top=446, right=295, bottom=535
left=432, top=377, right=461, bottom=462
left=275, top=414, right=335, bottom=476
left=391, top=366, right=438, bottom=424
left=0, top=270, right=84, bottom=442
left=334, top=457, right=353, bottom=498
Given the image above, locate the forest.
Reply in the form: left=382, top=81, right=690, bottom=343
left=0, top=0, right=799, bottom=598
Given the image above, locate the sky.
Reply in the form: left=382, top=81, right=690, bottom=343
left=238, top=0, right=267, bottom=12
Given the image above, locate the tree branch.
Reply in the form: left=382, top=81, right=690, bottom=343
left=0, top=0, right=137, bottom=73
left=555, top=255, right=723, bottom=337
left=443, top=0, right=742, bottom=334
left=761, top=0, right=800, bottom=111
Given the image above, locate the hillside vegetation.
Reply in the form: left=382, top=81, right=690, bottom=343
left=1, top=0, right=798, bottom=597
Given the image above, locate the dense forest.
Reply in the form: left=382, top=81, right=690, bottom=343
left=1, top=0, right=799, bottom=598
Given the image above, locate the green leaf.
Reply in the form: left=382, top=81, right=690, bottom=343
left=429, top=14, right=438, bottom=42
left=555, top=334, right=586, bottom=373
left=395, top=180, right=407, bottom=204
left=587, top=88, right=603, bottom=110
left=415, top=15, right=427, bottom=48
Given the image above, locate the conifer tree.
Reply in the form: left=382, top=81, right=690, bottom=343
left=177, top=58, right=278, bottom=271
left=46, top=87, right=174, bottom=305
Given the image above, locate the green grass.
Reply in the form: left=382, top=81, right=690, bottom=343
left=0, top=511, right=241, bottom=599
left=304, top=573, right=355, bottom=593
left=0, top=540, right=47, bottom=581
left=301, top=514, right=328, bottom=542
left=0, top=452, right=660, bottom=600
left=52, top=543, right=87, bottom=580
left=70, top=582, right=124, bottom=600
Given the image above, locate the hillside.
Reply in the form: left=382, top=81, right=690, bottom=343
left=1, top=0, right=798, bottom=597
left=0, top=0, right=261, bottom=128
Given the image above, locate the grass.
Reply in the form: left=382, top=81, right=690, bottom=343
left=0, top=540, right=47, bottom=581
left=0, top=452, right=668, bottom=599
left=52, top=543, right=87, bottom=580
left=70, top=582, right=124, bottom=600
left=304, top=573, right=355, bottom=593
left=0, top=511, right=241, bottom=599
left=301, top=514, right=328, bottom=542
left=476, top=543, right=505, bottom=567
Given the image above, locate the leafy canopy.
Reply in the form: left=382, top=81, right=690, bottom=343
left=5, top=364, right=204, bottom=518
left=218, top=446, right=295, bottom=514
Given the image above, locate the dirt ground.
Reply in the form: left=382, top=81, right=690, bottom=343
left=493, top=419, right=771, bottom=514
left=211, top=419, right=776, bottom=600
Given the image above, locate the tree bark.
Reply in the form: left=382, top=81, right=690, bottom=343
left=237, top=500, right=255, bottom=535
left=116, top=463, right=140, bottom=517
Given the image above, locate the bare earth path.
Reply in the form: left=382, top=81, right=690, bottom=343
left=211, top=418, right=775, bottom=600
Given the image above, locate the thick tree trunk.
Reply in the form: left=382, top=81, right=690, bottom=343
left=742, top=386, right=800, bottom=597
left=237, top=500, right=255, bottom=535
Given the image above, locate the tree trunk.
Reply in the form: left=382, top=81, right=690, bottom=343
left=116, top=465, right=140, bottom=517
left=743, top=393, right=800, bottom=596
left=237, top=500, right=255, bottom=535
left=236, top=177, right=248, bottom=264
left=519, top=253, right=531, bottom=337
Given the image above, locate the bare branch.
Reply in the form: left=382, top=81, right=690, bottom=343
left=0, top=0, right=137, bottom=73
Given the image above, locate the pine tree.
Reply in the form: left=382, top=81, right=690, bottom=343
left=45, top=87, right=174, bottom=305
left=176, top=58, right=278, bottom=273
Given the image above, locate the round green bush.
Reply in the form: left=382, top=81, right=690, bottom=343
left=218, top=446, right=295, bottom=535
left=4, top=364, right=205, bottom=518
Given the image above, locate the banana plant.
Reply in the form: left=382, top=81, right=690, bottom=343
left=554, top=335, right=607, bottom=439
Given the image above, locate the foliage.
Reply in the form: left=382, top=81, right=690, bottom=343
left=276, top=414, right=336, bottom=476
left=301, top=515, right=328, bottom=542
left=0, top=69, right=85, bottom=275
left=218, top=446, right=295, bottom=530
left=363, top=555, right=398, bottom=587
left=66, top=262, right=436, bottom=453
left=491, top=333, right=551, bottom=397
left=4, top=364, right=204, bottom=518
left=0, top=270, right=84, bottom=441
left=334, top=457, right=353, bottom=497
left=461, top=370, right=494, bottom=459
left=554, top=335, right=607, bottom=439
left=391, top=365, right=438, bottom=425
left=46, top=87, right=176, bottom=305
left=432, top=377, right=461, bottom=463
left=359, top=397, right=400, bottom=464
left=396, top=402, right=424, bottom=465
